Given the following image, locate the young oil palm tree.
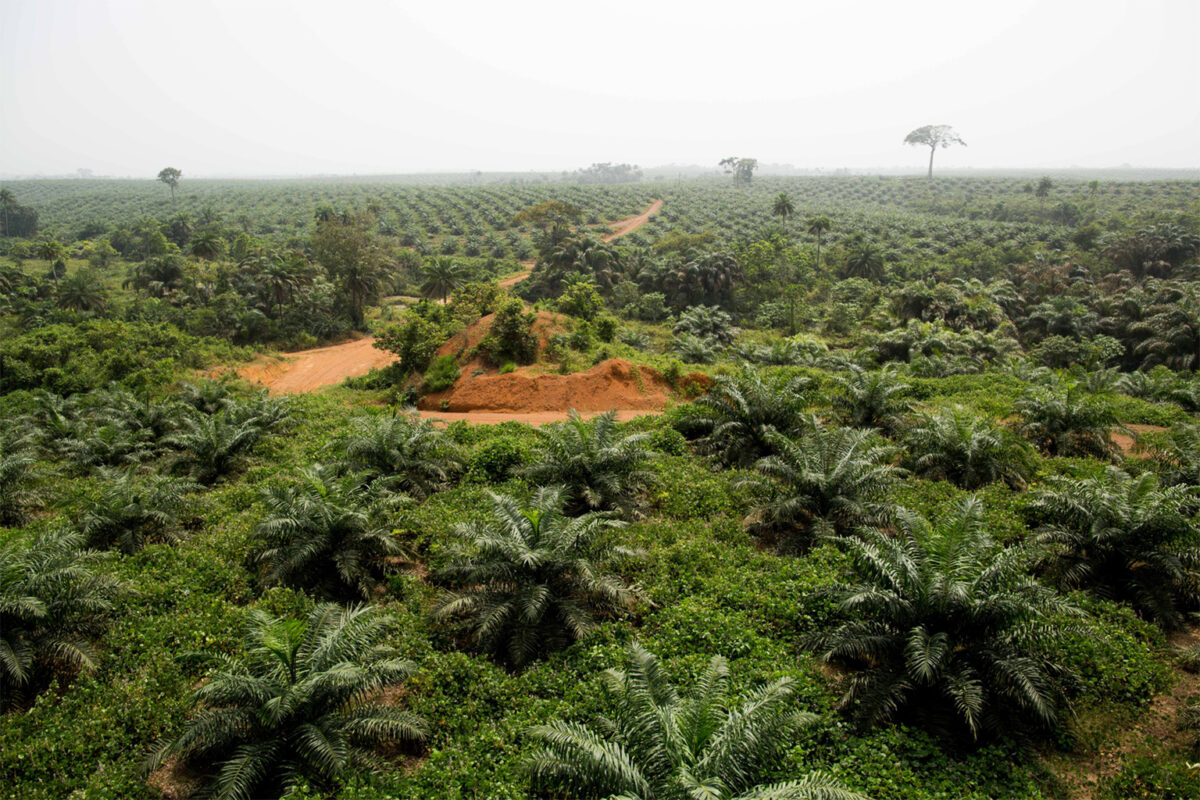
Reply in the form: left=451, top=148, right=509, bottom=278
left=1014, top=382, right=1118, bottom=459
left=251, top=464, right=409, bottom=600
left=832, top=364, right=912, bottom=436
left=747, top=424, right=901, bottom=545
left=431, top=487, right=637, bottom=668
left=528, top=643, right=867, bottom=800
left=1029, top=467, right=1200, bottom=628
left=79, top=469, right=198, bottom=554
left=0, top=528, right=121, bottom=707
left=691, top=368, right=817, bottom=467
left=520, top=410, right=655, bottom=517
left=338, top=412, right=463, bottom=500
left=1151, top=422, right=1200, bottom=487
left=903, top=406, right=1035, bottom=489
left=0, top=426, right=42, bottom=526
left=810, top=497, right=1079, bottom=741
left=420, top=256, right=467, bottom=304
left=164, top=410, right=265, bottom=484
left=148, top=603, right=427, bottom=800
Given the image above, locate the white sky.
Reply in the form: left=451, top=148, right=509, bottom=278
left=2, top=0, right=1197, bottom=176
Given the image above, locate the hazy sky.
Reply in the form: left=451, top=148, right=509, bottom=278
left=2, top=0, right=1197, bottom=176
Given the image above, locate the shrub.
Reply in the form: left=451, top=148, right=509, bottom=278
left=479, top=299, right=538, bottom=366
left=421, top=354, right=460, bottom=393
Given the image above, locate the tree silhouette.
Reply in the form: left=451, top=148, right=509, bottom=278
left=904, top=125, right=965, bottom=178
left=807, top=216, right=832, bottom=272
left=157, top=167, right=182, bottom=208
left=772, top=192, right=795, bottom=221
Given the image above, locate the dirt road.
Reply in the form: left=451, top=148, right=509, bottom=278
left=239, top=337, right=394, bottom=394
left=417, top=408, right=660, bottom=426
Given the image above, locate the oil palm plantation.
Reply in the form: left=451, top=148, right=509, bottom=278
left=431, top=488, right=637, bottom=668
left=520, top=410, right=655, bottom=517
left=528, top=643, right=866, bottom=800
left=79, top=469, right=198, bottom=554
left=810, top=498, right=1079, bottom=740
left=832, top=365, right=912, bottom=436
left=747, top=424, right=901, bottom=545
left=1029, top=467, right=1200, bottom=628
left=148, top=604, right=427, bottom=800
left=903, top=407, right=1034, bottom=489
left=1014, top=382, right=1118, bottom=459
left=691, top=368, right=817, bottom=467
left=1, top=529, right=121, bottom=707
left=251, top=464, right=409, bottom=599
left=1151, top=422, right=1200, bottom=487
left=339, top=413, right=463, bottom=500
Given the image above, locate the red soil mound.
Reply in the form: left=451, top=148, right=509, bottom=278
left=419, top=358, right=672, bottom=413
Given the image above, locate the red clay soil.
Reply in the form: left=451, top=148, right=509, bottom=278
left=418, top=408, right=656, bottom=426
left=1112, top=423, right=1168, bottom=458
left=419, top=358, right=672, bottom=414
left=236, top=337, right=394, bottom=394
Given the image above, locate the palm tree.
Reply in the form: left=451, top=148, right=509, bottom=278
left=148, top=604, right=427, bottom=800
left=420, top=256, right=466, bottom=303
left=338, top=413, right=463, bottom=500
left=431, top=488, right=637, bottom=668
left=520, top=410, right=655, bottom=517
left=0, top=528, right=122, bottom=707
left=252, top=464, right=409, bottom=599
left=1030, top=467, right=1200, bottom=628
left=903, top=407, right=1034, bottom=489
left=810, top=497, right=1078, bottom=740
left=832, top=365, right=913, bottom=436
left=806, top=216, right=832, bottom=272
left=56, top=269, right=108, bottom=312
left=841, top=239, right=885, bottom=283
left=528, top=643, right=866, bottom=800
left=1014, top=382, right=1118, bottom=459
left=1151, top=422, right=1200, bottom=487
left=164, top=410, right=265, bottom=484
left=772, top=192, right=796, bottom=221
left=189, top=228, right=227, bottom=261
left=691, top=368, right=817, bottom=467
left=0, top=187, right=13, bottom=235
left=79, top=469, right=198, bottom=554
left=1133, top=285, right=1200, bottom=372
left=747, top=424, right=901, bottom=545
left=0, top=426, right=41, bottom=526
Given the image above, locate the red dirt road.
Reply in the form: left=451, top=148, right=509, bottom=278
left=238, top=337, right=394, bottom=394
left=417, top=408, right=660, bottom=426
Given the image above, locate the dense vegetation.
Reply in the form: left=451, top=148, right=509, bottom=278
left=1, top=172, right=1199, bottom=799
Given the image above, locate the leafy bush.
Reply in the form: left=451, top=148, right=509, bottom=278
left=466, top=434, right=534, bottom=482
left=479, top=299, right=538, bottom=366
left=421, top=354, right=460, bottom=393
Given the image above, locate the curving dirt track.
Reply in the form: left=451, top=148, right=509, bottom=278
left=494, top=198, right=662, bottom=290
left=235, top=199, right=662, bottom=396
left=238, top=337, right=394, bottom=394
